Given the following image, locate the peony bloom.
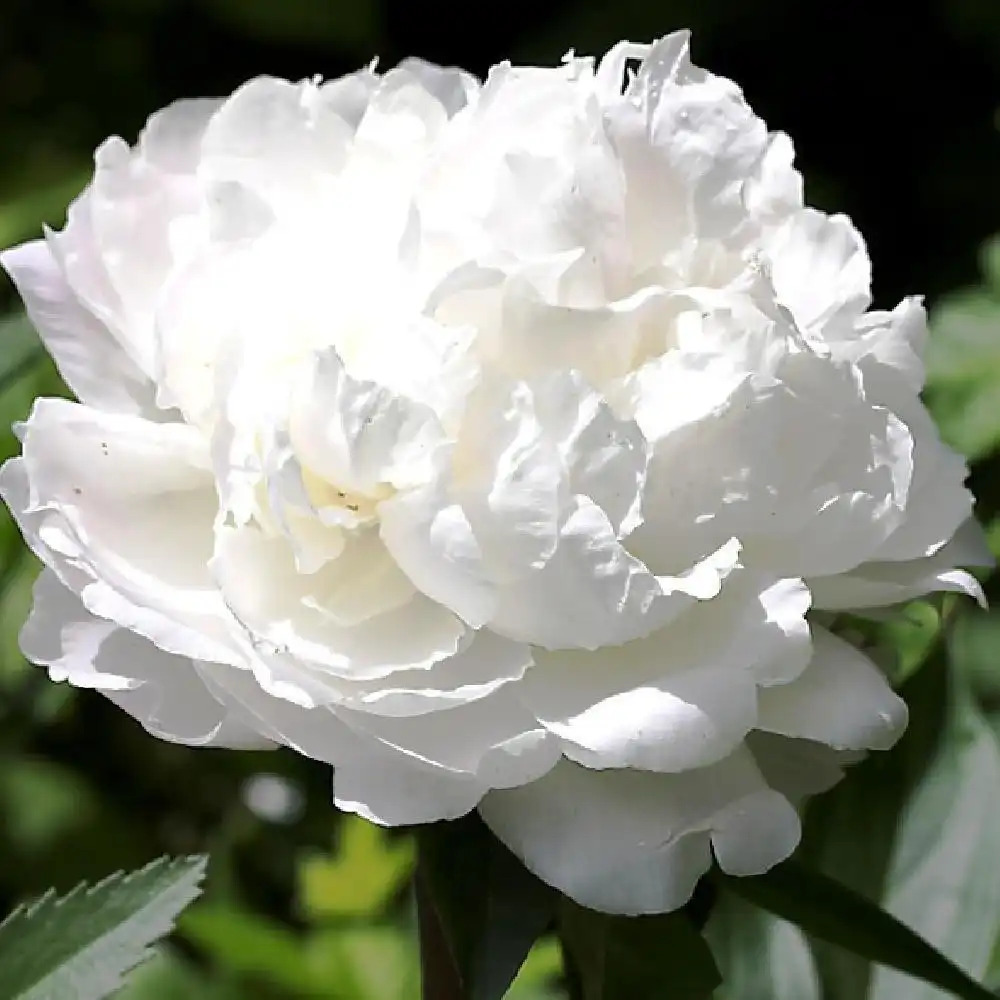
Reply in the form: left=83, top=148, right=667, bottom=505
left=0, top=32, right=989, bottom=914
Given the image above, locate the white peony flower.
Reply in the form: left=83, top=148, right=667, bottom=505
left=0, top=32, right=989, bottom=915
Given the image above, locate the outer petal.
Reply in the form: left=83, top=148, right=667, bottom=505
left=1, top=240, right=157, bottom=414
left=765, top=207, right=872, bottom=332
left=808, top=517, right=991, bottom=610
left=479, top=751, right=800, bottom=915
left=746, top=731, right=862, bottom=806
left=606, top=31, right=769, bottom=260
left=519, top=568, right=811, bottom=772
left=2, top=399, right=238, bottom=665
left=756, top=626, right=907, bottom=751
left=22, top=569, right=265, bottom=747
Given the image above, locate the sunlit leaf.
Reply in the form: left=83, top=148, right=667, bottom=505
left=719, top=861, right=996, bottom=1000
left=181, top=903, right=318, bottom=995
left=870, top=671, right=1000, bottom=999
left=0, top=856, right=207, bottom=1000
left=299, top=816, right=414, bottom=920
left=705, top=893, right=821, bottom=1000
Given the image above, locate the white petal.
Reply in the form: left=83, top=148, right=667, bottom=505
left=744, top=131, right=803, bottom=227
left=1, top=240, right=157, bottom=414
left=22, top=569, right=264, bottom=747
left=608, top=31, right=768, bottom=260
left=379, top=482, right=498, bottom=628
left=487, top=500, right=738, bottom=649
left=345, top=629, right=533, bottom=717
left=519, top=566, right=809, bottom=771
left=767, top=208, right=872, bottom=330
left=479, top=750, right=801, bottom=914
left=2, top=399, right=238, bottom=665
left=393, top=57, right=479, bottom=117
left=290, top=347, right=446, bottom=496
left=212, top=524, right=466, bottom=681
left=139, top=98, right=223, bottom=174
left=809, top=517, right=991, bottom=610
left=757, top=627, right=907, bottom=751
left=333, top=743, right=484, bottom=825
left=338, top=686, right=558, bottom=786
left=746, top=731, right=860, bottom=805
left=199, top=77, right=357, bottom=211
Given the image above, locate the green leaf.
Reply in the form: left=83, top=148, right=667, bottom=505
left=0, top=171, right=88, bottom=251
left=870, top=671, right=1000, bottom=999
left=417, top=813, right=557, bottom=1000
left=704, top=893, right=821, bottom=1000
left=925, top=281, right=1000, bottom=460
left=795, top=645, right=951, bottom=998
left=305, top=926, right=419, bottom=1000
left=0, top=855, right=207, bottom=1000
left=559, top=899, right=720, bottom=1000
left=299, top=816, right=414, bottom=921
left=718, top=861, right=996, bottom=1000
left=180, top=904, right=317, bottom=995
left=506, top=939, right=563, bottom=1000
left=115, top=948, right=245, bottom=1000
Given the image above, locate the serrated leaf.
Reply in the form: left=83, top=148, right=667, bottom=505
left=559, top=899, right=720, bottom=1000
left=418, top=813, right=557, bottom=1000
left=705, top=893, right=821, bottom=1000
left=870, top=670, right=1000, bottom=999
left=718, top=861, right=996, bottom=1000
left=0, top=855, right=207, bottom=1000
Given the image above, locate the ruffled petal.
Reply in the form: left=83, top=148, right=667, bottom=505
left=22, top=569, right=265, bottom=747
left=1, top=240, right=157, bottom=414
left=1, top=399, right=238, bottom=665
left=479, top=751, right=800, bottom=915
left=519, top=568, right=810, bottom=772
left=756, top=626, right=907, bottom=751
left=808, top=517, right=991, bottom=610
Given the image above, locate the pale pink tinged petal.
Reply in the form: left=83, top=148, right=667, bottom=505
left=1, top=240, right=157, bottom=414
left=139, top=97, right=223, bottom=174
left=199, top=77, right=357, bottom=207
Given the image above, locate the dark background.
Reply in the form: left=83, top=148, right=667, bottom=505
left=2, top=3, right=1000, bottom=998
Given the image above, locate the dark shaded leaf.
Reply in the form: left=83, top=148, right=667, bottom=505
left=417, top=813, right=557, bottom=1000
left=559, top=899, right=720, bottom=1000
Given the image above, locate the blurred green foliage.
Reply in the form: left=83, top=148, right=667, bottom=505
left=2, top=1, right=1000, bottom=998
